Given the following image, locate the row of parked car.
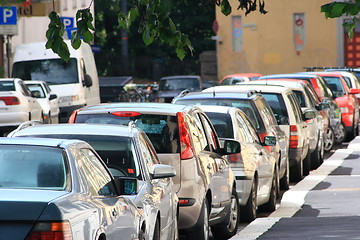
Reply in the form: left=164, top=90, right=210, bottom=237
left=1, top=68, right=360, bottom=240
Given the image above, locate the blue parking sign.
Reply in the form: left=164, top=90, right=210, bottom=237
left=0, top=6, right=17, bottom=25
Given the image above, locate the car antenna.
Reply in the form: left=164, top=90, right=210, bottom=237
left=212, top=86, right=216, bottom=97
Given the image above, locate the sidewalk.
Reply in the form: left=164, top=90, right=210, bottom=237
left=233, top=136, right=360, bottom=240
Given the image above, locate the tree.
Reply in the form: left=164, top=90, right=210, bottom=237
left=32, top=0, right=360, bottom=61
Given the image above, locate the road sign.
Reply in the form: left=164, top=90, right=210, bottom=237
left=61, top=17, right=74, bottom=29
left=0, top=6, right=18, bottom=35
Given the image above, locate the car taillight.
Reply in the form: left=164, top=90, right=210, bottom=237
left=27, top=221, right=72, bottom=240
left=0, top=96, right=20, bottom=105
left=228, top=153, right=241, bottom=163
left=289, top=125, right=299, bottom=148
left=112, top=111, right=141, bottom=117
left=177, top=112, right=194, bottom=160
left=68, top=109, right=79, bottom=123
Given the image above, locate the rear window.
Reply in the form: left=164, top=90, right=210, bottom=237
left=204, top=112, right=234, bottom=138
left=0, top=145, right=68, bottom=190
left=0, top=81, right=15, bottom=91
left=75, top=113, right=180, bottom=154
left=175, top=98, right=260, bottom=130
left=322, top=76, right=345, bottom=94
left=159, top=78, right=200, bottom=91
left=260, top=93, right=289, bottom=124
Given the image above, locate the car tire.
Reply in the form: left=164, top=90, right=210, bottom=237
left=211, top=188, right=240, bottom=239
left=258, top=168, right=277, bottom=213
left=152, top=218, right=160, bottom=240
left=324, top=127, right=334, bottom=152
left=303, top=148, right=311, bottom=176
left=290, top=158, right=303, bottom=182
left=334, top=123, right=346, bottom=144
left=240, top=179, right=257, bottom=222
left=280, top=158, right=290, bottom=190
left=187, top=198, right=209, bottom=240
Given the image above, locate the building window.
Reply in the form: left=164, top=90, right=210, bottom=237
left=82, top=0, right=86, bottom=7
left=294, top=13, right=306, bottom=51
left=63, top=0, right=68, bottom=10
left=73, top=0, right=77, bottom=9
left=232, top=16, right=243, bottom=52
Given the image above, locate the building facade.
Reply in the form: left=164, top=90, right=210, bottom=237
left=215, top=0, right=347, bottom=79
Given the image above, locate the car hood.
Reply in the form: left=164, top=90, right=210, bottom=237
left=0, top=189, right=68, bottom=221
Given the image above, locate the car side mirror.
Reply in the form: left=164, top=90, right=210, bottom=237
left=31, top=90, right=41, bottom=98
left=317, top=102, right=330, bottom=111
left=219, top=138, right=241, bottom=155
left=83, top=74, right=93, bottom=88
left=263, top=136, right=276, bottom=146
left=151, top=164, right=176, bottom=179
left=303, top=110, right=317, bottom=120
left=49, top=94, right=57, bottom=100
left=349, top=88, right=360, bottom=94
left=114, top=177, right=138, bottom=195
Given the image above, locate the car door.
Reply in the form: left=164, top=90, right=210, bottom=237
left=18, top=80, right=41, bottom=120
left=137, top=132, right=175, bottom=239
left=198, top=112, right=232, bottom=208
left=76, top=148, right=141, bottom=240
left=44, top=82, right=59, bottom=116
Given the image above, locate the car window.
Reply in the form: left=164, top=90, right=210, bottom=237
left=0, top=81, right=15, bottom=91
left=199, top=113, right=218, bottom=151
left=189, top=113, right=210, bottom=151
left=322, top=76, right=345, bottom=94
left=293, top=90, right=306, bottom=107
left=317, top=77, right=333, bottom=98
left=0, top=145, right=68, bottom=190
left=77, top=148, right=117, bottom=196
left=256, top=98, right=278, bottom=127
left=75, top=113, right=180, bottom=154
left=342, top=76, right=352, bottom=88
left=139, top=132, right=160, bottom=165
left=220, top=78, right=232, bottom=85
left=19, top=81, right=32, bottom=97
left=204, top=112, right=234, bottom=139
left=261, top=93, right=289, bottom=125
left=27, top=84, right=46, bottom=98
left=159, top=78, right=200, bottom=91
left=288, top=93, right=303, bottom=122
left=236, top=112, right=260, bottom=144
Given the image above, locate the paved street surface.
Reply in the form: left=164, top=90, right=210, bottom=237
left=233, top=137, right=360, bottom=239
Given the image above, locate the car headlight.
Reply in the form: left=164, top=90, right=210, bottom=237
left=58, top=95, right=79, bottom=103
left=339, top=107, right=349, bottom=113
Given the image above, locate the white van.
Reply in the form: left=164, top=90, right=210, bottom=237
left=11, top=40, right=100, bottom=122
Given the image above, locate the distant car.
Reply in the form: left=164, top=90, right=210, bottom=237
left=157, top=75, right=203, bottom=103
left=219, top=73, right=263, bottom=85
left=10, top=123, right=179, bottom=240
left=25, top=80, right=60, bottom=123
left=0, top=137, right=145, bottom=240
left=68, top=102, right=241, bottom=239
left=174, top=90, right=290, bottom=190
left=303, top=71, right=360, bottom=141
left=199, top=105, right=278, bottom=222
left=0, top=78, right=42, bottom=134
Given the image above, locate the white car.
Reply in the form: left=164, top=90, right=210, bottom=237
left=25, top=80, right=60, bottom=123
left=0, top=78, right=42, bottom=134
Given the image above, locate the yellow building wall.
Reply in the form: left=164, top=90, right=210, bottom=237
left=216, top=0, right=338, bottom=79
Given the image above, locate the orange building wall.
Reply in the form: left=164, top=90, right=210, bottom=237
left=215, top=0, right=338, bottom=79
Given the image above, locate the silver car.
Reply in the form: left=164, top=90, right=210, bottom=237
left=10, top=123, right=179, bottom=240
left=0, top=137, right=145, bottom=240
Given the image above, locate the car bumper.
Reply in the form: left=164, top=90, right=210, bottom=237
left=0, top=111, right=29, bottom=127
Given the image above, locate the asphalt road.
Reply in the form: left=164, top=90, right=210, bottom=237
left=232, top=138, right=360, bottom=240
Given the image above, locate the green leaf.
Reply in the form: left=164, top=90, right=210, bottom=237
left=329, top=3, right=346, bottom=18
left=142, top=29, right=155, bottom=45
left=128, top=7, right=139, bottom=23
left=71, top=32, right=81, bottom=49
left=176, top=46, right=185, bottom=60
left=83, top=30, right=94, bottom=43
left=221, top=0, right=232, bottom=16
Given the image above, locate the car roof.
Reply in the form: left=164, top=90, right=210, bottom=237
left=203, top=84, right=292, bottom=94
left=12, top=124, right=139, bottom=138
left=0, top=136, right=81, bottom=148
left=260, top=73, right=319, bottom=79
left=78, top=102, right=193, bottom=115
left=251, top=79, right=307, bottom=89
left=176, top=91, right=258, bottom=101
left=24, top=80, right=45, bottom=84
left=197, top=105, right=237, bottom=115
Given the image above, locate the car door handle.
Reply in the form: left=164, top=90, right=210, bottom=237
left=207, top=163, right=212, bottom=169
left=112, top=209, right=118, bottom=217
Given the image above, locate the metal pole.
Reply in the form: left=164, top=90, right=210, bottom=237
left=121, top=0, right=129, bottom=75
left=6, top=35, right=11, bottom=77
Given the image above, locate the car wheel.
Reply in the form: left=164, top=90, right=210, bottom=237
left=211, top=188, right=240, bottom=239
left=280, top=158, right=290, bottom=190
left=324, top=127, right=334, bottom=152
left=303, top=148, right=311, bottom=176
left=290, top=158, right=303, bottom=182
left=334, top=123, right=346, bottom=144
left=152, top=218, right=160, bottom=240
left=258, top=168, right=277, bottom=213
left=187, top=198, right=209, bottom=240
left=240, top=179, right=257, bottom=222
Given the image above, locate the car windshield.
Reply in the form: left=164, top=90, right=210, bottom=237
left=204, top=112, right=234, bottom=138
left=0, top=81, right=15, bottom=91
left=0, top=145, right=67, bottom=190
left=23, top=135, right=141, bottom=178
left=75, top=114, right=180, bottom=154
left=159, top=78, right=200, bottom=91
left=322, top=76, right=345, bottom=94
left=26, top=84, right=46, bottom=98
left=175, top=98, right=260, bottom=130
left=12, top=58, right=78, bottom=85
left=259, top=93, right=289, bottom=124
